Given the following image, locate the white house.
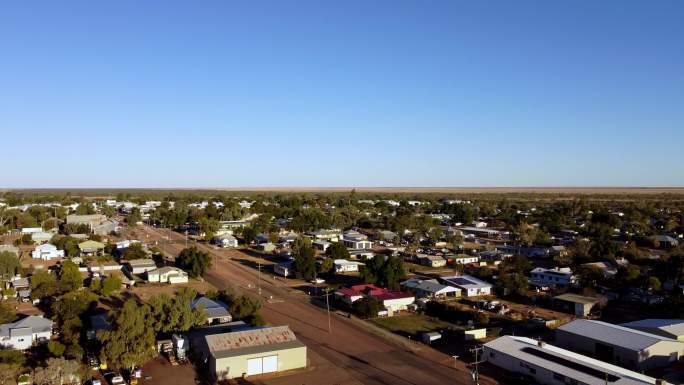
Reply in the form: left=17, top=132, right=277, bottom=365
left=21, top=227, right=42, bottom=234
left=147, top=266, right=189, bottom=284
left=274, top=261, right=293, bottom=277
left=313, top=240, right=331, bottom=252
left=115, top=239, right=140, bottom=249
left=191, top=297, right=232, bottom=325
left=215, top=235, right=238, bottom=248
left=348, top=249, right=374, bottom=260
left=0, top=316, right=53, bottom=350
left=333, top=259, right=364, bottom=273
left=440, top=275, right=492, bottom=297
left=417, top=254, right=447, bottom=268
left=126, top=259, right=158, bottom=275
left=452, top=254, right=480, bottom=265
left=31, top=232, right=54, bottom=244
left=530, top=267, right=576, bottom=286
left=401, top=278, right=460, bottom=299
left=31, top=244, right=65, bottom=260
left=342, top=231, right=373, bottom=250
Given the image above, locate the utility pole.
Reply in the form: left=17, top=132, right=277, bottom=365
left=325, top=287, right=331, bottom=333
left=257, top=259, right=262, bottom=295
left=469, top=346, right=484, bottom=385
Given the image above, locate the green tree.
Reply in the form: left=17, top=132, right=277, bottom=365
left=0, top=302, right=16, bottom=324
left=292, top=238, right=316, bottom=281
left=0, top=251, right=20, bottom=282
left=229, top=294, right=263, bottom=323
left=30, top=269, right=59, bottom=299
left=175, top=247, right=211, bottom=278
left=326, top=242, right=350, bottom=260
left=47, top=341, right=66, bottom=357
left=241, top=226, right=258, bottom=245
left=99, top=299, right=156, bottom=370
left=360, top=255, right=405, bottom=289
left=318, top=258, right=334, bottom=275
left=122, top=243, right=147, bottom=260
left=100, top=276, right=122, bottom=297
left=353, top=297, right=380, bottom=318
left=148, top=289, right=205, bottom=333
left=127, top=207, right=142, bottom=226
left=58, top=260, right=83, bottom=293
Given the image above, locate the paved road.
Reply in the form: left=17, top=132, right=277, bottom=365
left=139, top=225, right=497, bottom=385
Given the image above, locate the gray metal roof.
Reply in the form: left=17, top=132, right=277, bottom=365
left=485, top=336, right=658, bottom=385
left=621, top=319, right=684, bottom=339
left=401, top=278, right=459, bottom=295
left=191, top=297, right=231, bottom=320
left=557, top=319, right=679, bottom=351
left=0, top=316, right=53, bottom=338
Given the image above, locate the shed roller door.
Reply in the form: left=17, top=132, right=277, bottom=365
left=262, top=356, right=278, bottom=373
left=247, top=358, right=263, bottom=375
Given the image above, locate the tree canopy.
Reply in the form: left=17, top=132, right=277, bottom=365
left=175, top=247, right=211, bottom=278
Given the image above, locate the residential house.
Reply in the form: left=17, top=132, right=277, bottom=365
left=375, top=230, right=397, bottom=243
left=146, top=266, right=189, bottom=284
left=78, top=240, right=105, bottom=256
left=417, top=254, right=447, bottom=268
left=256, top=243, right=276, bottom=253
left=582, top=262, right=618, bottom=278
left=333, top=259, right=364, bottom=273
left=191, top=297, right=232, bottom=325
left=126, top=259, right=157, bottom=275
left=348, top=249, right=374, bottom=260
left=342, top=230, right=373, bottom=250
left=451, top=254, right=480, bottom=265
left=214, top=235, right=238, bottom=248
left=651, top=235, right=679, bottom=249
left=31, top=231, right=54, bottom=244
left=31, top=244, right=65, bottom=260
left=553, top=293, right=599, bottom=317
left=401, top=278, right=460, bottom=299
left=309, top=229, right=342, bottom=242
left=556, top=319, right=684, bottom=371
left=0, top=316, right=53, bottom=350
left=335, top=284, right=414, bottom=316
left=312, top=240, right=331, bottom=252
left=530, top=267, right=577, bottom=287
left=274, top=261, right=293, bottom=277
left=440, top=275, right=492, bottom=297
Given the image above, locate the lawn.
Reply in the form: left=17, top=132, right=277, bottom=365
left=371, top=314, right=460, bottom=338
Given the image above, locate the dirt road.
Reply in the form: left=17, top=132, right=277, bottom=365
left=139, top=225, right=497, bottom=385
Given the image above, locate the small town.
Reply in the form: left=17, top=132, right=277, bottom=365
left=3, top=1, right=683, bottom=384
left=0, top=190, right=683, bottom=385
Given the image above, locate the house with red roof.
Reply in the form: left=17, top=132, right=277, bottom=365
left=335, top=284, right=415, bottom=316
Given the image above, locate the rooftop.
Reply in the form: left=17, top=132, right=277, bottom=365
left=205, top=325, right=304, bottom=359
left=485, top=336, right=659, bottom=385
left=558, top=319, right=680, bottom=351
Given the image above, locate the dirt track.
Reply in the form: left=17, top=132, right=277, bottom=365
left=139, top=225, right=497, bottom=385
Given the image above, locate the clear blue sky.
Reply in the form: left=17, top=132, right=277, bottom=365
left=1, top=1, right=683, bottom=188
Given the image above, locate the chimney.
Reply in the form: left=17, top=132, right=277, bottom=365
left=537, top=339, right=545, bottom=348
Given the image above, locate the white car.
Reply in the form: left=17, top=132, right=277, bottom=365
left=311, top=278, right=325, bottom=284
